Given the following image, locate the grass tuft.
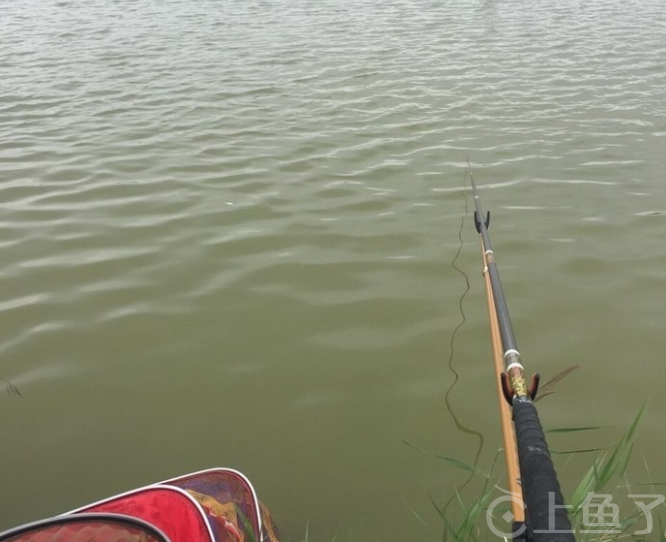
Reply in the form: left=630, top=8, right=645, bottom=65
left=570, top=404, right=646, bottom=515
left=426, top=404, right=658, bottom=542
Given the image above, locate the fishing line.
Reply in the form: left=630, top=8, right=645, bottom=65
left=441, top=163, right=485, bottom=513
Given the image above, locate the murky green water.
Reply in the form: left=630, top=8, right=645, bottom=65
left=2, top=0, right=666, bottom=539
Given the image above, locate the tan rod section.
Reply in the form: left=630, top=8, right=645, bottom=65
left=482, top=249, right=525, bottom=523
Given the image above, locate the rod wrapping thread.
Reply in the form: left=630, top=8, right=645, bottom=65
left=513, top=400, right=575, bottom=542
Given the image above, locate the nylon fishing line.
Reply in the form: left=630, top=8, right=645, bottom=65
left=440, top=163, right=485, bottom=515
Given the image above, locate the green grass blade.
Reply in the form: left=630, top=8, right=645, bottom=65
left=595, top=404, right=646, bottom=489
left=570, top=459, right=601, bottom=512
left=552, top=447, right=606, bottom=455
left=403, top=441, right=489, bottom=477
left=430, top=494, right=458, bottom=542
left=403, top=498, right=432, bottom=529
left=546, top=426, right=606, bottom=433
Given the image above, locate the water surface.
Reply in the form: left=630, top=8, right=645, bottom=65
left=2, top=0, right=666, bottom=539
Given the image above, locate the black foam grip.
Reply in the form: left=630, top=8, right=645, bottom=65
left=513, top=399, right=576, bottom=542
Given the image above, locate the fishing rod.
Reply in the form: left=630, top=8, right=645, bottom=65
left=470, top=169, right=575, bottom=542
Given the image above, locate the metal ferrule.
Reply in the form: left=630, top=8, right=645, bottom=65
left=505, top=350, right=528, bottom=398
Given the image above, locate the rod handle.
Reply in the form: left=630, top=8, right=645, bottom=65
left=513, top=399, right=576, bottom=542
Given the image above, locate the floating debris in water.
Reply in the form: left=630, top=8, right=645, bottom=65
left=1, top=377, right=21, bottom=397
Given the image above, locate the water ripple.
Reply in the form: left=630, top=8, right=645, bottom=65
left=1, top=0, right=666, bottom=538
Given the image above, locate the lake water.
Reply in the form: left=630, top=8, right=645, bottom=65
left=1, top=0, right=666, bottom=539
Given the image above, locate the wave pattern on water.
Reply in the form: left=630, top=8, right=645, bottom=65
left=1, top=0, right=666, bottom=539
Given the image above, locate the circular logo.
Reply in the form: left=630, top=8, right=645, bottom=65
left=486, top=488, right=527, bottom=538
